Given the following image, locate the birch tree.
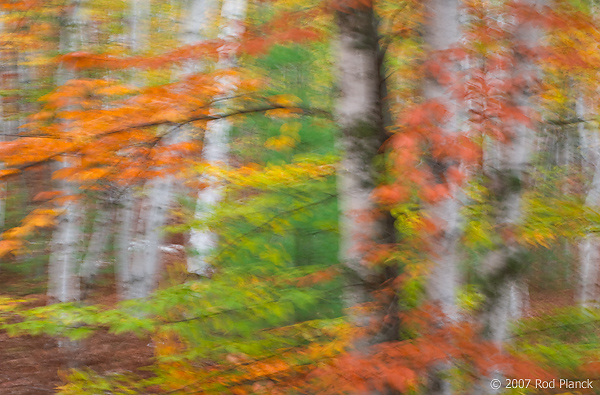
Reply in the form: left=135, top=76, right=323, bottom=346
left=578, top=96, right=600, bottom=308
left=114, top=0, right=151, bottom=300
left=47, top=0, right=86, bottom=304
left=176, top=0, right=221, bottom=277
left=79, top=201, right=114, bottom=296
left=187, top=0, right=246, bottom=276
left=422, top=0, right=462, bottom=393
left=120, top=0, right=175, bottom=300
left=479, top=0, right=545, bottom=345
left=335, top=0, right=398, bottom=355
left=423, top=0, right=462, bottom=324
left=122, top=0, right=238, bottom=297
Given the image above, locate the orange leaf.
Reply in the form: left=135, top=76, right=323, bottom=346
left=25, top=214, right=55, bottom=229
left=268, top=94, right=301, bottom=107
left=0, top=239, right=23, bottom=257
left=32, top=191, right=64, bottom=202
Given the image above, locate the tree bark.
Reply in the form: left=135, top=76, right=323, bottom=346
left=47, top=0, right=86, bottom=305
left=422, top=0, right=462, bottom=393
left=181, top=0, right=220, bottom=276
left=423, top=0, right=462, bottom=324
left=129, top=177, right=174, bottom=298
left=578, top=95, right=600, bottom=308
left=335, top=2, right=398, bottom=359
left=79, top=203, right=113, bottom=297
left=187, top=0, right=246, bottom=276
left=473, top=2, right=545, bottom=393
left=116, top=0, right=152, bottom=300
left=116, top=190, right=135, bottom=299
left=480, top=0, right=545, bottom=345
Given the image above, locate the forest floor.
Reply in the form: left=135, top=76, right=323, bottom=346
left=0, top=261, right=581, bottom=394
left=0, top=278, right=155, bottom=395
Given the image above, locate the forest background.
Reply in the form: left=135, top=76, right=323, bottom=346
left=0, top=0, right=600, bottom=394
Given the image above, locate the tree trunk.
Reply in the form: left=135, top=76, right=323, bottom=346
left=116, top=190, right=135, bottom=299
left=116, top=0, right=151, bottom=300
left=422, top=0, right=462, bottom=393
left=474, top=1, right=545, bottom=393
left=480, top=0, right=544, bottom=345
left=129, top=176, right=174, bottom=298
left=578, top=95, right=600, bottom=308
left=179, top=0, right=220, bottom=276
left=187, top=0, right=246, bottom=276
left=47, top=0, right=86, bottom=305
left=423, top=0, right=462, bottom=324
left=79, top=203, right=113, bottom=297
left=335, top=2, right=398, bottom=361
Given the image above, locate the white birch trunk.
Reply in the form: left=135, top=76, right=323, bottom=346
left=472, top=3, right=545, bottom=394
left=79, top=205, right=112, bottom=292
left=128, top=177, right=174, bottom=298
left=482, top=0, right=544, bottom=344
left=116, top=0, right=151, bottom=299
left=578, top=96, right=600, bottom=308
left=335, top=5, right=398, bottom=366
left=123, top=0, right=237, bottom=296
left=131, top=0, right=149, bottom=55
left=47, top=0, right=86, bottom=305
left=187, top=0, right=246, bottom=276
left=178, top=0, right=220, bottom=276
left=116, top=190, right=135, bottom=299
left=423, top=0, right=462, bottom=323
left=422, top=1, right=462, bottom=393
left=48, top=179, right=82, bottom=304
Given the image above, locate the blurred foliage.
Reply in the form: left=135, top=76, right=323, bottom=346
left=4, top=0, right=600, bottom=393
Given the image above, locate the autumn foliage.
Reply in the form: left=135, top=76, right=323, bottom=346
left=0, top=0, right=599, bottom=394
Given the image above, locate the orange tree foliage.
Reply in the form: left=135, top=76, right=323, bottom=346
left=2, top=0, right=600, bottom=393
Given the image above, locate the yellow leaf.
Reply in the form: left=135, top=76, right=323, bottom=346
left=264, top=108, right=301, bottom=119
left=265, top=136, right=296, bottom=151
left=268, top=94, right=301, bottom=107
left=3, top=226, right=32, bottom=240
left=0, top=239, right=23, bottom=257
left=25, top=215, right=56, bottom=229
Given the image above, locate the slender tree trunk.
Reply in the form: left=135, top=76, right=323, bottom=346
left=187, top=0, right=246, bottom=276
left=422, top=0, right=462, bottom=393
left=129, top=177, right=174, bottom=298
left=423, top=0, right=462, bottom=324
left=117, top=190, right=135, bottom=299
left=47, top=0, right=86, bottom=305
left=474, top=2, right=545, bottom=393
left=124, top=0, right=234, bottom=296
left=116, top=0, right=150, bottom=299
left=131, top=0, right=149, bottom=55
left=45, top=1, right=88, bottom=365
left=335, top=3, right=398, bottom=368
left=179, top=0, right=221, bottom=276
left=578, top=96, right=600, bottom=308
left=48, top=187, right=82, bottom=304
left=462, top=3, right=547, bottom=394
left=480, top=0, right=544, bottom=345
left=79, top=203, right=113, bottom=297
